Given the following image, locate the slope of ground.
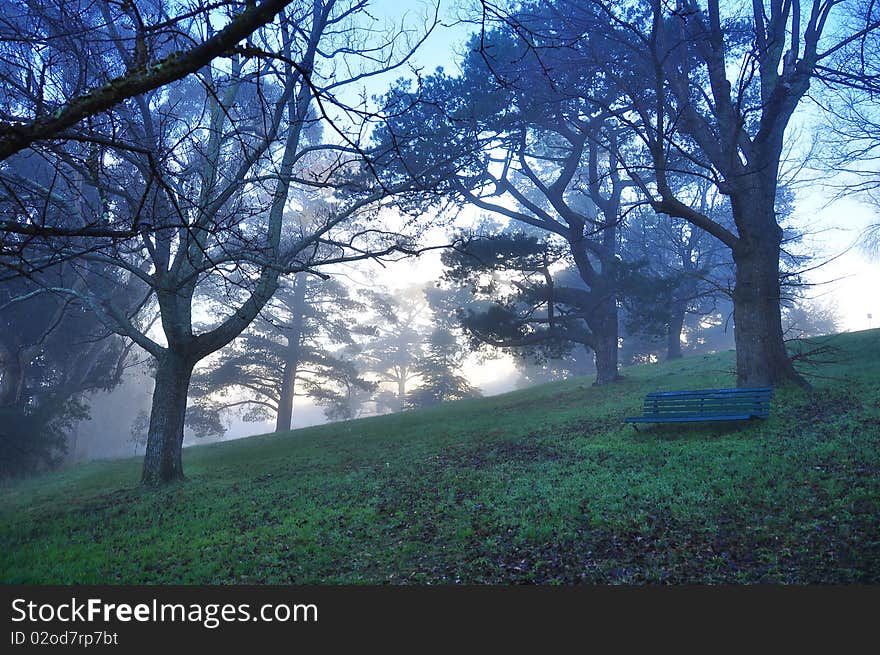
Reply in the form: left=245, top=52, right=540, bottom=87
left=2, top=330, right=878, bottom=583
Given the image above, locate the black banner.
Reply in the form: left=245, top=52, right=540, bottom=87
left=2, top=585, right=877, bottom=649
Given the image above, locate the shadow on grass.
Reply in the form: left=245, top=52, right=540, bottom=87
left=627, top=420, right=761, bottom=442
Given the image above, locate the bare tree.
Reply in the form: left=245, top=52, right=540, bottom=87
left=811, top=0, right=880, bottom=255
left=0, top=0, right=301, bottom=162
left=1, top=0, right=439, bottom=485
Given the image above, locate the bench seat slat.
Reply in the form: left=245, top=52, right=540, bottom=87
left=645, top=387, right=772, bottom=397
left=645, top=398, right=770, bottom=404
left=643, top=404, right=770, bottom=412
left=643, top=410, right=768, bottom=417
left=647, top=392, right=771, bottom=397
left=645, top=393, right=772, bottom=399
left=645, top=399, right=770, bottom=404
left=637, top=409, right=768, bottom=416
left=643, top=401, right=770, bottom=407
left=644, top=398, right=771, bottom=405
left=645, top=392, right=772, bottom=398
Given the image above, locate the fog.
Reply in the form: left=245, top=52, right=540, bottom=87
left=65, top=348, right=522, bottom=465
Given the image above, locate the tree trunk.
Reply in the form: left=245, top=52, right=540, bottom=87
left=275, top=361, right=296, bottom=433
left=590, top=294, right=620, bottom=386
left=667, top=302, right=686, bottom=360
left=731, top=239, right=802, bottom=387
left=593, top=335, right=619, bottom=385
left=0, top=345, right=22, bottom=406
left=141, top=350, right=195, bottom=486
left=397, top=373, right=407, bottom=410
left=274, top=275, right=306, bottom=433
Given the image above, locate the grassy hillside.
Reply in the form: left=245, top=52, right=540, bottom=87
left=2, top=330, right=879, bottom=584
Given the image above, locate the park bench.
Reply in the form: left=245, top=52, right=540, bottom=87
left=625, top=386, right=773, bottom=425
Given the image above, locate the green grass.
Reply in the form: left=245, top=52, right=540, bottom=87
left=2, top=330, right=879, bottom=584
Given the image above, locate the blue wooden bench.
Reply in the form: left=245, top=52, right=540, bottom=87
left=625, top=387, right=773, bottom=425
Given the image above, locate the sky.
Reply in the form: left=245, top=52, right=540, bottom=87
left=800, top=193, right=879, bottom=332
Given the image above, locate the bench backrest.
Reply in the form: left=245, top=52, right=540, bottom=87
left=642, top=387, right=773, bottom=418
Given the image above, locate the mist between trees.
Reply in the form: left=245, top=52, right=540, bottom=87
left=0, top=0, right=876, bottom=485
